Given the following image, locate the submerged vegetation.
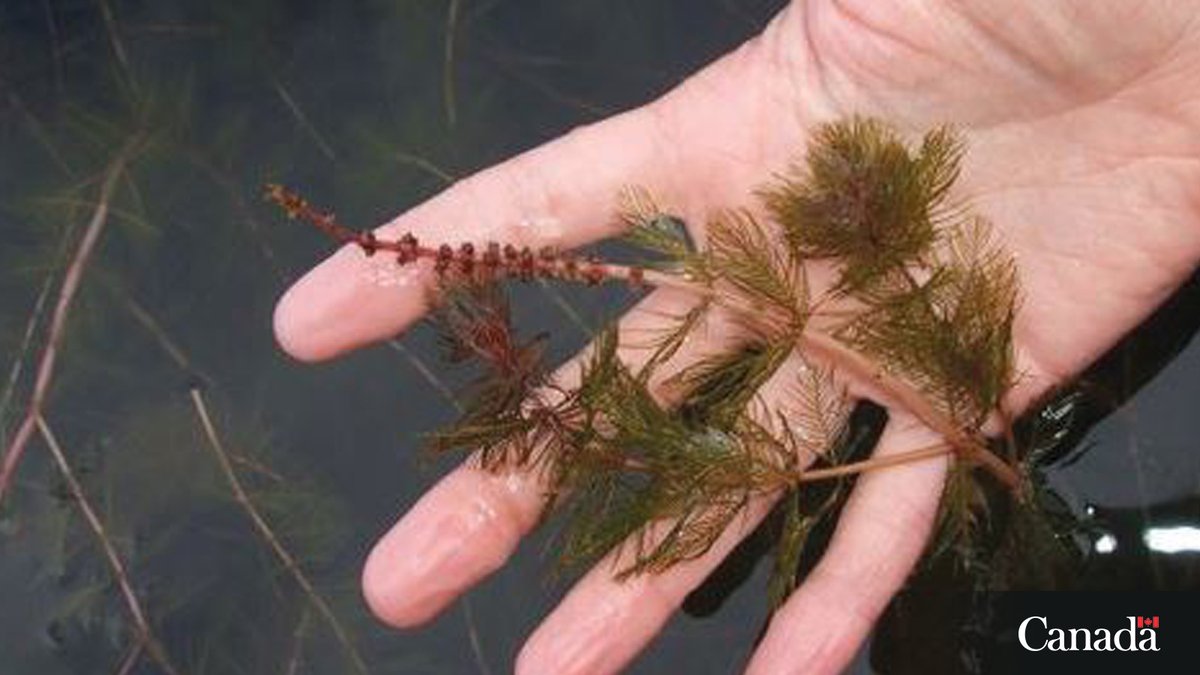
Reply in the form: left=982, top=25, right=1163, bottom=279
left=271, top=117, right=1058, bottom=607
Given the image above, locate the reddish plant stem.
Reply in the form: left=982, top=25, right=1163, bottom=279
left=114, top=641, right=144, bottom=675
left=37, top=416, right=180, bottom=675
left=266, top=184, right=655, bottom=288
left=272, top=184, right=1020, bottom=490
left=798, top=331, right=1019, bottom=489
left=0, top=139, right=141, bottom=504
left=189, top=388, right=368, bottom=675
left=795, top=441, right=953, bottom=483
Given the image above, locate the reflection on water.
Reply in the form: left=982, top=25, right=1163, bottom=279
left=0, top=1, right=1196, bottom=674
left=1143, top=525, right=1200, bottom=554
left=1083, top=496, right=1200, bottom=587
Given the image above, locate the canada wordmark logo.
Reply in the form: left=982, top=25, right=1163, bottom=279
left=1018, top=615, right=1161, bottom=652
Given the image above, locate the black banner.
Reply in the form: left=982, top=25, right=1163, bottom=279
left=871, top=591, right=1200, bottom=674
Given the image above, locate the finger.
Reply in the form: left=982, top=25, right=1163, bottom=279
left=273, top=103, right=678, bottom=363
left=273, top=33, right=789, bottom=363
left=514, top=356, right=827, bottom=675
left=744, top=415, right=948, bottom=675
left=516, top=500, right=777, bottom=675
left=361, top=288, right=745, bottom=627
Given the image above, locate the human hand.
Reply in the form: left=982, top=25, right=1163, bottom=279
left=273, top=2, right=1200, bottom=673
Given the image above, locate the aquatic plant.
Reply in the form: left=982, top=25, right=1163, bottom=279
left=270, top=117, right=1040, bottom=606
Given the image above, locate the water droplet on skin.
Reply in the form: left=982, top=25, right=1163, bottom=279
left=360, top=260, right=422, bottom=288
left=516, top=215, right=564, bottom=242
left=465, top=492, right=501, bottom=529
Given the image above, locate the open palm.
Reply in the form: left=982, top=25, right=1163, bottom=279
left=274, top=2, right=1200, bottom=673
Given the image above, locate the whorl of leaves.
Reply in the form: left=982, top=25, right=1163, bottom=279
left=424, top=281, right=559, bottom=467
left=706, top=211, right=808, bottom=336
left=672, top=341, right=793, bottom=430
left=763, top=118, right=963, bottom=295
left=552, top=327, right=804, bottom=575
left=837, top=218, right=1018, bottom=425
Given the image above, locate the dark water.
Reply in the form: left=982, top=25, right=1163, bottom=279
left=0, top=2, right=1196, bottom=674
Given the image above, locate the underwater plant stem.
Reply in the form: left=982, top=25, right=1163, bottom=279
left=0, top=139, right=141, bottom=505
left=97, top=0, right=138, bottom=95
left=119, top=293, right=194, bottom=373
left=387, top=339, right=464, bottom=411
left=187, top=151, right=288, bottom=283
left=114, top=641, right=144, bottom=675
left=0, top=211, right=83, bottom=425
left=36, top=416, right=181, bottom=675
left=462, top=594, right=494, bottom=675
left=0, top=258, right=58, bottom=431
left=443, top=0, right=461, bottom=129
left=798, top=330, right=1020, bottom=489
left=795, top=441, right=953, bottom=483
left=272, top=80, right=337, bottom=161
left=189, top=388, right=370, bottom=675
left=284, top=608, right=311, bottom=675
